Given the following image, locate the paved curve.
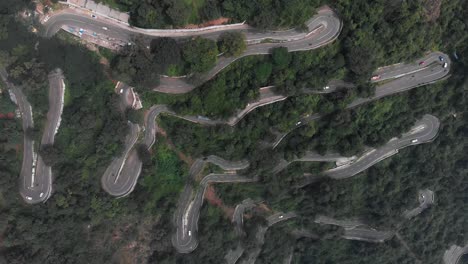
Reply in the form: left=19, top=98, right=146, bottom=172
left=403, top=189, right=435, bottom=219
left=322, top=115, right=440, bottom=180
left=443, top=245, right=468, bottom=264
left=1, top=69, right=66, bottom=204
left=100, top=122, right=141, bottom=197
left=272, top=52, right=450, bottom=148
left=272, top=151, right=349, bottom=174
left=239, top=212, right=297, bottom=264
left=172, top=159, right=255, bottom=253
left=315, top=215, right=393, bottom=243
left=43, top=7, right=342, bottom=93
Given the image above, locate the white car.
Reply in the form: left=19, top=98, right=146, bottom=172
left=443, top=62, right=448, bottom=68
left=188, top=231, right=192, bottom=236
left=411, top=139, right=418, bottom=143
left=296, top=121, right=302, bottom=126
left=324, top=86, right=330, bottom=90
left=102, top=27, right=108, bottom=30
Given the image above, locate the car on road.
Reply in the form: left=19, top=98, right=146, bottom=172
left=324, top=86, right=330, bottom=90
left=188, top=231, right=192, bottom=236
left=439, top=56, right=444, bottom=61
left=91, top=14, right=97, bottom=18
left=102, top=27, right=108, bottom=30
left=279, top=215, right=284, bottom=219
left=443, top=62, right=448, bottom=68
left=296, top=121, right=302, bottom=126
left=411, top=139, right=418, bottom=143
left=371, top=75, right=381, bottom=81
left=419, top=61, right=425, bottom=66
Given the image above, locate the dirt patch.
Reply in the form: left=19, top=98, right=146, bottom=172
left=183, top=17, right=232, bottom=29
left=204, top=184, right=235, bottom=219
left=423, top=0, right=442, bottom=21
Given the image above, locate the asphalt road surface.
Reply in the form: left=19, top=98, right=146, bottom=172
left=273, top=52, right=450, bottom=148
left=403, top=189, right=435, bottom=219
left=342, top=227, right=394, bottom=243
left=239, top=212, right=297, bottom=264
left=157, top=8, right=342, bottom=93
left=232, top=198, right=256, bottom=236
left=173, top=172, right=256, bottom=253
left=27, top=69, right=66, bottom=204
left=172, top=158, right=255, bottom=253
left=314, top=215, right=364, bottom=229
left=323, top=115, right=440, bottom=180
left=43, top=7, right=341, bottom=93
left=443, top=245, right=468, bottom=264
left=1, top=69, right=53, bottom=204
left=100, top=122, right=141, bottom=197
left=272, top=151, right=346, bottom=174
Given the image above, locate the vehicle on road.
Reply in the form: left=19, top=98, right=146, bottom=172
left=371, top=75, right=381, bottom=81
left=324, top=86, right=330, bottom=90
left=443, top=62, right=448, bottom=68
left=296, top=121, right=302, bottom=126
left=91, top=14, right=97, bottom=19
left=439, top=56, right=444, bottom=61
left=102, top=27, right=108, bottom=30
left=419, top=61, right=425, bottom=65
left=412, top=139, right=418, bottom=143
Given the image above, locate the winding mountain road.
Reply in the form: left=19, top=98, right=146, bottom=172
left=1, top=68, right=65, bottom=204
left=273, top=52, right=450, bottom=148
left=403, top=189, right=435, bottom=219
left=43, top=6, right=342, bottom=93
left=323, top=114, right=440, bottom=180
left=101, top=122, right=141, bottom=197
left=172, top=159, right=255, bottom=253
left=444, top=245, right=468, bottom=264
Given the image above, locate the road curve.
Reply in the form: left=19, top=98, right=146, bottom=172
left=100, top=122, right=141, bottom=197
left=172, top=157, right=255, bottom=254
left=323, top=114, right=440, bottom=180
left=1, top=69, right=54, bottom=204
left=443, top=245, right=468, bottom=264
left=42, top=7, right=342, bottom=93
left=156, top=8, right=342, bottom=93
left=403, top=189, right=435, bottom=219
left=172, top=172, right=256, bottom=253
left=100, top=79, right=352, bottom=197
left=272, top=52, right=450, bottom=148
left=239, top=212, right=297, bottom=264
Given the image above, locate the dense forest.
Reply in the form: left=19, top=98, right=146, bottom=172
left=95, top=0, right=325, bottom=29
left=0, top=0, right=467, bottom=263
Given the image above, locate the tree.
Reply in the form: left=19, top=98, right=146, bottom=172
left=150, top=37, right=182, bottom=73
left=165, top=0, right=191, bottom=27
left=254, top=62, right=273, bottom=84
left=39, top=144, right=61, bottom=166
left=217, top=32, right=246, bottom=57
left=271, top=47, right=291, bottom=70
left=182, top=37, right=218, bottom=73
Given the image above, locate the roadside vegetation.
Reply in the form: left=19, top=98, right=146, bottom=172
left=0, top=0, right=467, bottom=263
